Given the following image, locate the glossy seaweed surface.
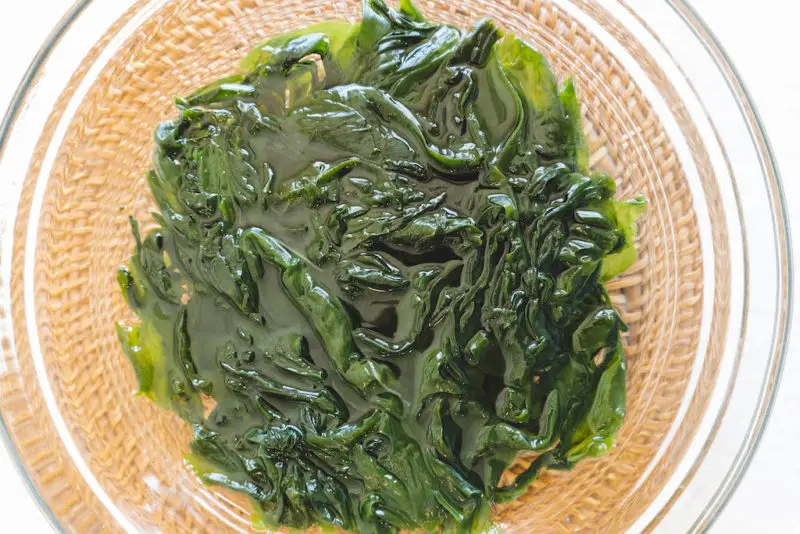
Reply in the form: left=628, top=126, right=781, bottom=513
left=117, top=1, right=645, bottom=531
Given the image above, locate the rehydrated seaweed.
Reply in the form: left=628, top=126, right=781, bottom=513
left=117, top=1, right=645, bottom=531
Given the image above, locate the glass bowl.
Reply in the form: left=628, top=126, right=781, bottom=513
left=0, top=0, right=790, bottom=532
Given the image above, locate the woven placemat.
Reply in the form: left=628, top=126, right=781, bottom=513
left=0, top=0, right=729, bottom=532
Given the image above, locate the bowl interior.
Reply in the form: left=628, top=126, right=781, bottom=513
left=3, top=0, right=725, bottom=532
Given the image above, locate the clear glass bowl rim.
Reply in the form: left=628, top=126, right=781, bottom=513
left=0, top=0, right=791, bottom=532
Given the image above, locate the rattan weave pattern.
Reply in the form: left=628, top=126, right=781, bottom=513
left=1, top=1, right=723, bottom=532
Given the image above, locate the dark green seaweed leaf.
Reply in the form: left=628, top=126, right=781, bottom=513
left=117, top=0, right=645, bottom=532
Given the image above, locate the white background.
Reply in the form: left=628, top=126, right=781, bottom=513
left=1, top=0, right=798, bottom=531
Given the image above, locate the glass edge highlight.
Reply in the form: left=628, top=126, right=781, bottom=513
left=667, top=1, right=793, bottom=532
left=0, top=1, right=95, bottom=533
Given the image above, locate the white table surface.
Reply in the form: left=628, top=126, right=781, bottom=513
left=1, top=1, right=798, bottom=531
